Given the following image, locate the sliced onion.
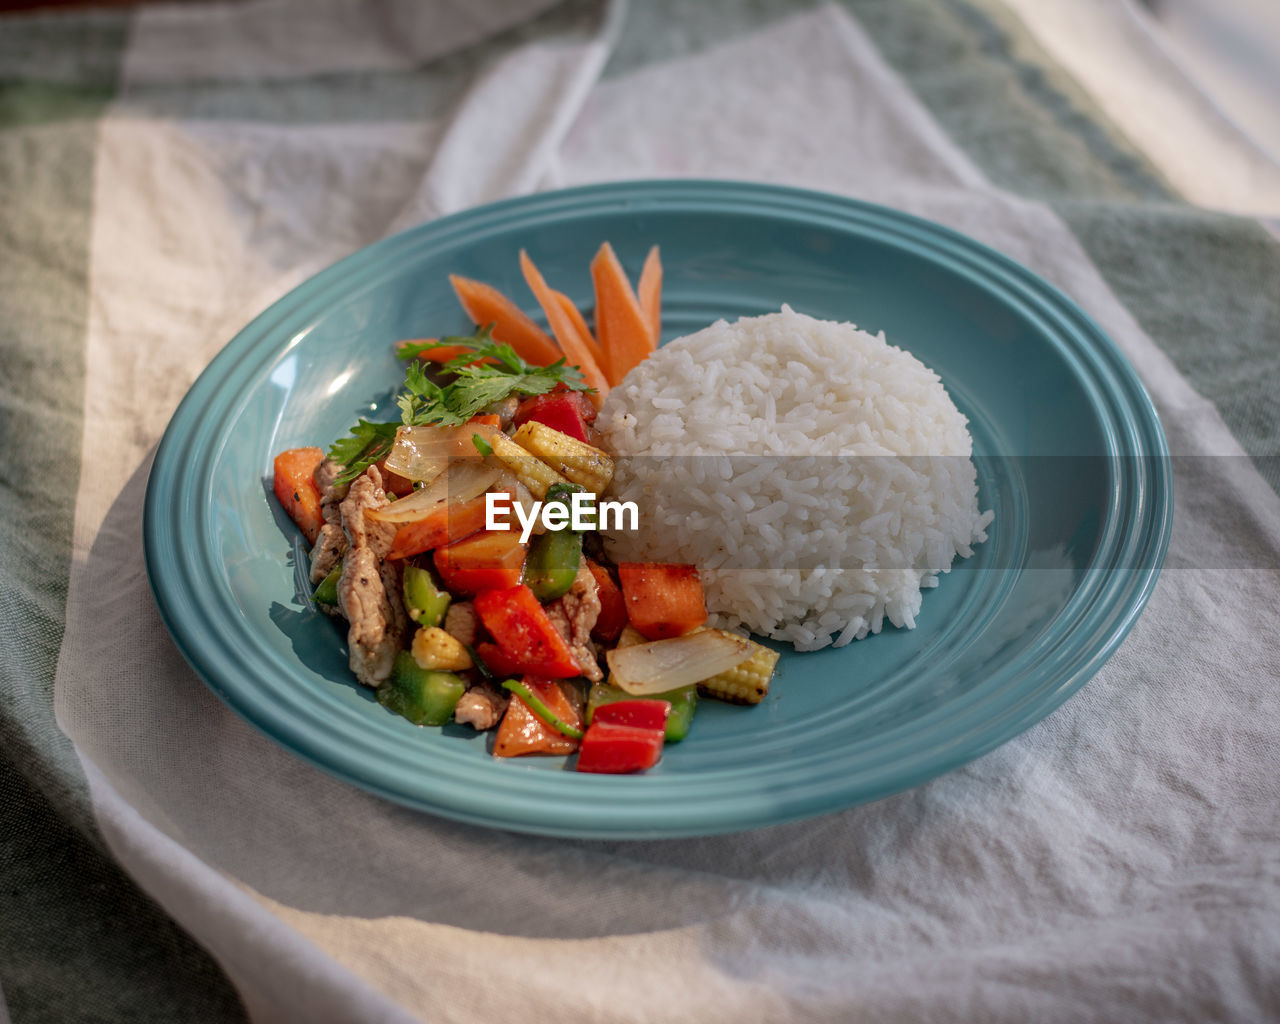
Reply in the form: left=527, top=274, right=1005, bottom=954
left=367, top=461, right=502, bottom=524
left=384, top=423, right=500, bottom=483
left=606, top=630, right=753, bottom=696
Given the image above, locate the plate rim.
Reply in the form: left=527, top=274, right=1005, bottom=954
left=144, top=179, right=1174, bottom=838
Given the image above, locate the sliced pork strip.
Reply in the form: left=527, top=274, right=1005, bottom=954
left=309, top=459, right=350, bottom=584
left=336, top=467, right=405, bottom=687
left=545, top=561, right=603, bottom=682
left=443, top=601, right=478, bottom=648
left=453, top=682, right=509, bottom=731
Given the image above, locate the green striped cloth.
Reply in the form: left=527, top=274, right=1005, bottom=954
left=3, top=1, right=1278, bottom=1021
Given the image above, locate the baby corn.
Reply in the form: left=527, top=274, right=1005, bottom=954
left=411, top=626, right=473, bottom=672
left=511, top=421, right=614, bottom=494
left=490, top=431, right=570, bottom=499
left=697, top=642, right=779, bottom=705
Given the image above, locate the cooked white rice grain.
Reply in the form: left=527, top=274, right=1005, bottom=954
left=597, top=307, right=993, bottom=651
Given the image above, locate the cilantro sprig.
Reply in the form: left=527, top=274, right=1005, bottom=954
left=328, top=324, right=591, bottom=485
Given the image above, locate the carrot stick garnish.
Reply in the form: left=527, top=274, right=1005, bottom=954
left=591, top=242, right=654, bottom=386
left=518, top=250, right=610, bottom=407
left=637, top=245, right=662, bottom=349
left=449, top=274, right=562, bottom=366
left=553, top=289, right=604, bottom=368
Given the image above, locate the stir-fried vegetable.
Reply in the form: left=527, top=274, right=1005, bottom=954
left=698, top=642, right=780, bottom=705
left=369, top=462, right=501, bottom=525
left=329, top=326, right=591, bottom=485
left=272, top=447, right=326, bottom=544
left=377, top=653, right=467, bottom=726
left=411, top=626, right=472, bottom=672
left=586, top=560, right=627, bottom=645
left=618, top=562, right=708, bottom=640
left=489, top=430, right=571, bottom=499
left=493, top=677, right=583, bottom=756
left=386, top=492, right=492, bottom=561
left=473, top=584, right=581, bottom=678
left=402, top=566, right=450, bottom=626
left=606, top=629, right=753, bottom=696
left=524, top=485, right=584, bottom=602
left=576, top=719, right=666, bottom=774
left=591, top=699, right=671, bottom=732
left=434, top=531, right=527, bottom=594
left=513, top=392, right=593, bottom=444
left=312, top=561, right=342, bottom=606
left=500, top=678, right=584, bottom=739
left=511, top=421, right=614, bottom=494
left=381, top=422, right=500, bottom=485
left=587, top=681, right=696, bottom=742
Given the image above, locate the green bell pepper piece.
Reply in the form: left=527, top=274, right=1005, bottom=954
left=312, top=561, right=342, bottom=606
left=526, top=483, right=583, bottom=601
left=377, top=652, right=466, bottom=726
left=403, top=565, right=451, bottom=627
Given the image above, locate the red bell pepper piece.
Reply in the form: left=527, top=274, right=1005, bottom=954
left=473, top=585, right=581, bottom=678
left=590, top=700, right=671, bottom=731
left=575, top=720, right=665, bottom=774
left=473, top=642, right=526, bottom=678
left=272, top=447, right=325, bottom=545
left=433, top=531, right=526, bottom=595
left=586, top=559, right=627, bottom=645
left=617, top=562, right=708, bottom=640
left=387, top=493, right=492, bottom=560
left=513, top=393, right=591, bottom=444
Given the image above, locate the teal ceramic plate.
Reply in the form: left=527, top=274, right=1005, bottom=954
left=144, top=181, right=1172, bottom=838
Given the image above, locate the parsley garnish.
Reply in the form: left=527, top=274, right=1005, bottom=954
left=327, top=324, right=591, bottom=484
left=328, top=419, right=399, bottom=485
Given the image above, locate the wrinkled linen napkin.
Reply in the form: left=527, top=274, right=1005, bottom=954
left=3, top=0, right=1279, bottom=1021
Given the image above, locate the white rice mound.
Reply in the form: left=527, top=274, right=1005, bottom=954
left=597, top=307, right=993, bottom=651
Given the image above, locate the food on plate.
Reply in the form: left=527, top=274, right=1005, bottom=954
left=273, top=243, right=778, bottom=775
left=271, top=243, right=992, bottom=773
left=597, top=306, right=993, bottom=651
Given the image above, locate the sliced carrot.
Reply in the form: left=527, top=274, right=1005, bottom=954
left=433, top=530, right=527, bottom=595
left=553, top=290, right=604, bottom=367
left=449, top=274, right=562, bottom=366
left=586, top=558, right=627, bottom=645
left=618, top=562, right=708, bottom=640
left=272, top=447, right=325, bottom=545
left=591, top=243, right=654, bottom=387
left=637, top=245, right=662, bottom=348
left=518, top=250, right=610, bottom=408
left=385, top=492, right=492, bottom=560
left=493, top=677, right=583, bottom=757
